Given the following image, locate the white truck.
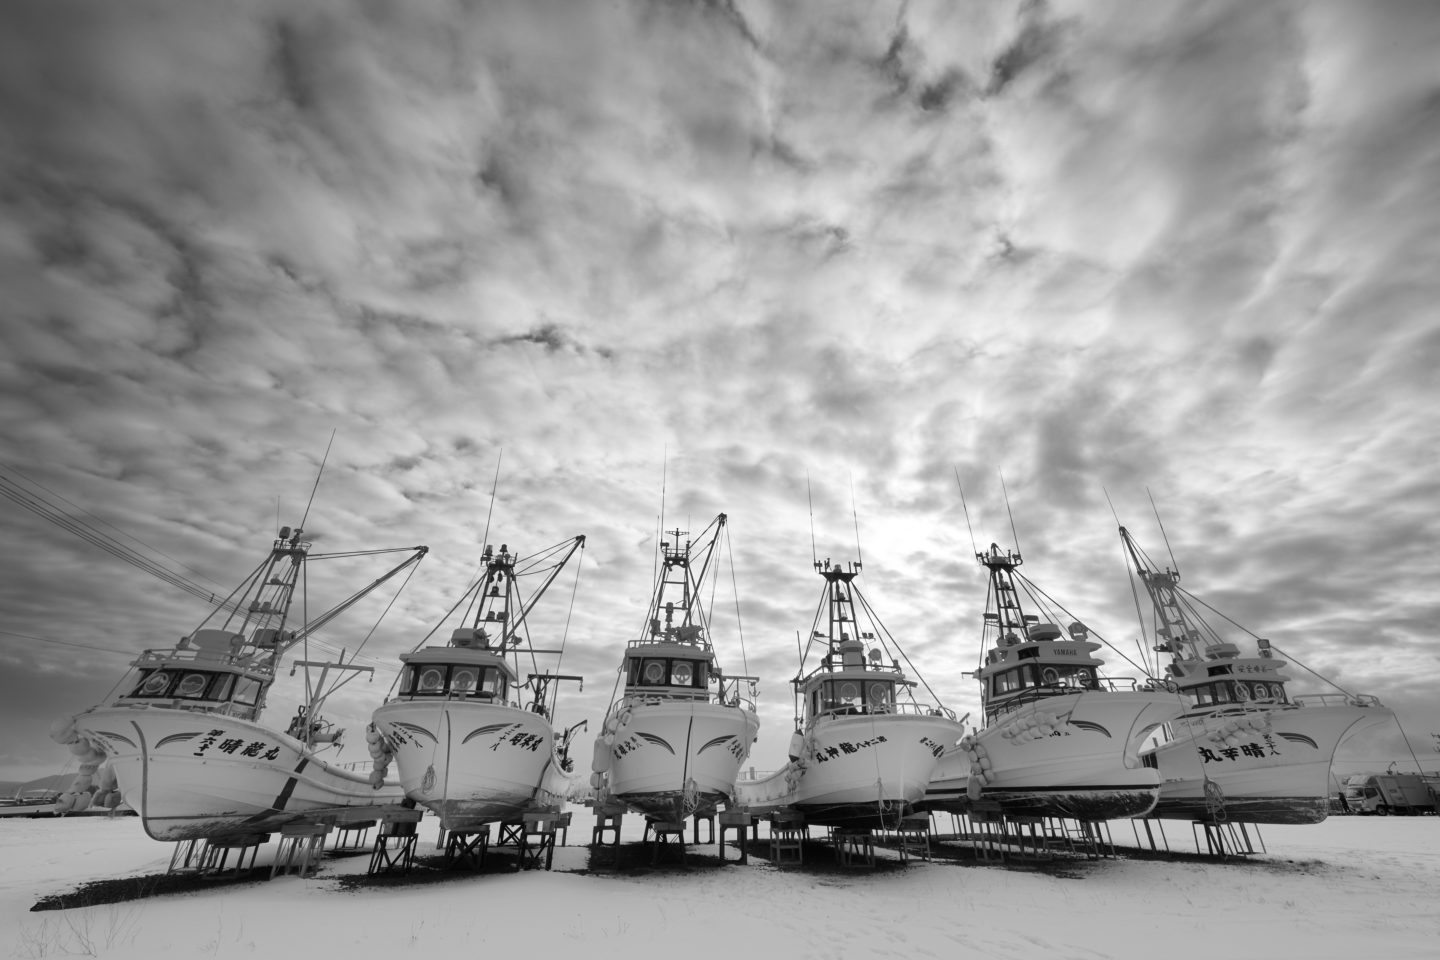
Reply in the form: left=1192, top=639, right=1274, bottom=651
left=1342, top=773, right=1438, bottom=815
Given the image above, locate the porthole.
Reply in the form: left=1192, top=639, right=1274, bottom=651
left=140, top=672, right=170, bottom=696
left=671, top=661, right=693, bottom=685
left=643, top=660, right=666, bottom=684
left=419, top=668, right=445, bottom=692
left=1041, top=668, right=1059, bottom=685
left=839, top=682, right=859, bottom=701
left=451, top=668, right=477, bottom=692
left=1235, top=683, right=1252, bottom=701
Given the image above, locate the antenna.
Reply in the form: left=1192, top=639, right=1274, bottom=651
left=805, top=471, right=818, bottom=567
left=1147, top=487, right=1179, bottom=576
left=848, top=470, right=864, bottom=569
left=659, top=446, right=669, bottom=543
left=480, top=450, right=503, bottom=553
left=953, top=466, right=979, bottom=557
left=299, top=429, right=336, bottom=530
left=999, top=470, right=1022, bottom=556
left=1102, top=486, right=1121, bottom=526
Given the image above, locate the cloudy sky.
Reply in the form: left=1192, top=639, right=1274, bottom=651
left=3, top=0, right=1438, bottom=783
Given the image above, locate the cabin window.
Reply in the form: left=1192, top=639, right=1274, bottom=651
left=174, top=672, right=210, bottom=699
left=480, top=668, right=505, bottom=698
left=232, top=676, right=263, bottom=706
left=868, top=682, right=894, bottom=710
left=131, top=669, right=173, bottom=698
left=628, top=657, right=706, bottom=689
left=451, top=667, right=479, bottom=693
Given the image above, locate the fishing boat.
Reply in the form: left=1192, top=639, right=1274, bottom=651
left=370, top=536, right=588, bottom=832
left=1120, top=525, right=1392, bottom=824
left=735, top=557, right=966, bottom=829
left=52, top=525, right=428, bottom=842
left=925, top=544, right=1180, bottom=820
left=591, top=514, right=760, bottom=822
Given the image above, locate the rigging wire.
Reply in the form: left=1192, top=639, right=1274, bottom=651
left=1105, top=489, right=1157, bottom=673
left=725, top=525, right=749, bottom=677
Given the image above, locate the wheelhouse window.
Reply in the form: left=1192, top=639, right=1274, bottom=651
left=627, top=657, right=707, bottom=689
left=818, top=679, right=893, bottom=714
left=129, top=668, right=233, bottom=701
left=402, top=664, right=508, bottom=699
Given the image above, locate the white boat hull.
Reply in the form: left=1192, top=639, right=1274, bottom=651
left=596, top=700, right=759, bottom=820
left=927, top=691, right=1180, bottom=820
left=70, top=705, right=401, bottom=841
left=372, top=700, right=572, bottom=831
left=737, top=713, right=964, bottom=828
left=1146, top=701, right=1393, bottom=824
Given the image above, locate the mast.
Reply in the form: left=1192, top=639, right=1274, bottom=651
left=1119, top=526, right=1224, bottom=662
left=644, top=514, right=726, bottom=647
left=978, top=543, right=1029, bottom=648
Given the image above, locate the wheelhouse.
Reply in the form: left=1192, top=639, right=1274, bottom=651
left=116, top=628, right=277, bottom=721
left=623, top=642, right=714, bottom=700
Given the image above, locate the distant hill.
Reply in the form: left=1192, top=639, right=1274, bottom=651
left=0, top=773, right=73, bottom=797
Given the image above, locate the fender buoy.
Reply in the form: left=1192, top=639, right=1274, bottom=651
left=967, top=778, right=982, bottom=801
left=592, top=738, right=613, bottom=773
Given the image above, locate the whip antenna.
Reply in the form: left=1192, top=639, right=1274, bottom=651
left=299, top=429, right=336, bottom=530
left=1148, top=487, right=1179, bottom=576
left=480, top=450, right=503, bottom=552
left=806, top=471, right=818, bottom=567
left=954, top=466, right=979, bottom=557
left=849, top=471, right=864, bottom=569
left=1000, top=470, right=1023, bottom=555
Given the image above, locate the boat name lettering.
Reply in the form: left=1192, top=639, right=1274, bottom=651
left=193, top=729, right=280, bottom=760
left=1198, top=738, right=1278, bottom=764
left=1053, top=649, right=1078, bottom=656
left=920, top=736, right=945, bottom=758
left=491, top=729, right=545, bottom=752
left=612, top=736, right=641, bottom=759
left=483, top=723, right=526, bottom=751
left=811, top=736, right=888, bottom=763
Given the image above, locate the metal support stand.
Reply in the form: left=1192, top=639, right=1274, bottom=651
left=644, top=819, right=687, bottom=865
left=368, top=810, right=422, bottom=875
left=271, top=822, right=330, bottom=879
left=833, top=828, right=876, bottom=867
left=691, top=812, right=715, bottom=844
left=516, top=811, right=560, bottom=871
left=1132, top=817, right=1170, bottom=853
left=894, top=813, right=932, bottom=863
left=444, top=825, right=491, bottom=870
left=768, top=809, right=806, bottom=865
left=717, top=811, right=755, bottom=864
left=1193, top=819, right=1265, bottom=859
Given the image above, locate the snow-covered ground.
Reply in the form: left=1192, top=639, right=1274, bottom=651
left=4, top=806, right=1436, bottom=960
